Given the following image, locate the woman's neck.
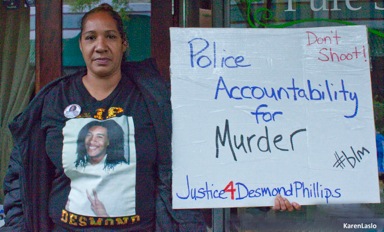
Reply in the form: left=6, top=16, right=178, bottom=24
left=82, top=72, right=121, bottom=101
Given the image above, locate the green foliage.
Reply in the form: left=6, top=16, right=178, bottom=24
left=68, top=0, right=101, bottom=12
left=67, top=0, right=131, bottom=15
left=111, top=0, right=131, bottom=21
left=66, top=0, right=131, bottom=26
left=374, top=95, right=384, bottom=134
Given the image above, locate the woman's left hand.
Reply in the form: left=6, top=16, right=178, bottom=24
left=272, top=194, right=301, bottom=212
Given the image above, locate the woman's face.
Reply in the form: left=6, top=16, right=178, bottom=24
left=79, top=11, right=127, bottom=78
left=85, top=125, right=110, bottom=164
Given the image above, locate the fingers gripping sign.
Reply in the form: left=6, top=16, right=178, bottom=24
left=272, top=194, right=302, bottom=212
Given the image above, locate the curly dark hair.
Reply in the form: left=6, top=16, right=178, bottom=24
left=75, top=120, right=128, bottom=170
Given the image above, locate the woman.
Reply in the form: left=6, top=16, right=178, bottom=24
left=2, top=3, right=299, bottom=232
left=3, top=4, right=207, bottom=231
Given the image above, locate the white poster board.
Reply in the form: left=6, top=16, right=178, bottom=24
left=170, top=26, right=380, bottom=209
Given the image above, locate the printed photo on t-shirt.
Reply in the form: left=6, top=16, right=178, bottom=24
left=62, top=116, right=136, bottom=217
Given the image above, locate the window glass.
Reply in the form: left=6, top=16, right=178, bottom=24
left=29, top=6, right=35, bottom=66
left=178, top=0, right=212, bottom=27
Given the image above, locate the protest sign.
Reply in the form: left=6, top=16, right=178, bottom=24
left=170, top=26, right=379, bottom=209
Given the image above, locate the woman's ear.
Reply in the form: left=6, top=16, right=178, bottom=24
left=123, top=41, right=129, bottom=52
left=79, top=39, right=83, bottom=53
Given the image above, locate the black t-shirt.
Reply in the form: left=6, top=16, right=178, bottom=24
left=41, top=73, right=157, bottom=231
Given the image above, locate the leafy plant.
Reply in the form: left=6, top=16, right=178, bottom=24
left=66, top=0, right=131, bottom=17
left=374, top=95, right=384, bottom=134
left=65, top=0, right=132, bottom=29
